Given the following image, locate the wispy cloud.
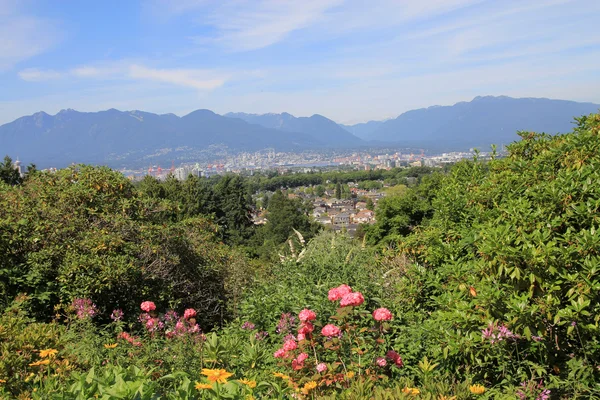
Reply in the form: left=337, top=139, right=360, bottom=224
left=0, top=1, right=61, bottom=71
left=18, top=61, right=228, bottom=91
left=128, top=65, right=226, bottom=90
left=18, top=67, right=62, bottom=81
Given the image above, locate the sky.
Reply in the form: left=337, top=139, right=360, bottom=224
left=0, top=0, right=599, bottom=125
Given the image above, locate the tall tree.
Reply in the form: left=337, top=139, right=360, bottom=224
left=0, top=156, right=22, bottom=186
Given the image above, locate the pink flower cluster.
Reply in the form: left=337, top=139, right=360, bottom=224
left=386, top=350, right=404, bottom=367
left=321, top=324, right=342, bottom=337
left=137, top=302, right=201, bottom=339
left=328, top=284, right=365, bottom=307
left=316, top=362, right=327, bottom=373
left=118, top=331, right=142, bottom=347
left=140, top=301, right=156, bottom=312
left=110, top=309, right=124, bottom=321
left=183, top=308, right=196, bottom=320
left=72, top=298, right=98, bottom=319
left=299, top=308, right=316, bottom=322
left=482, top=322, right=519, bottom=344
left=292, top=352, right=309, bottom=370
left=328, top=284, right=352, bottom=301
left=372, top=308, right=393, bottom=321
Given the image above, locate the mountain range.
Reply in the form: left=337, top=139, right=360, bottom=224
left=1, top=96, right=598, bottom=168
left=356, top=96, right=599, bottom=150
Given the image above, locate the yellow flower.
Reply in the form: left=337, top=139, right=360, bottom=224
left=29, top=359, right=50, bottom=367
left=0, top=379, right=6, bottom=383
left=301, top=381, right=318, bottom=395
left=438, top=396, right=457, bottom=400
left=245, top=396, right=255, bottom=400
left=104, top=343, right=118, bottom=349
left=469, top=384, right=485, bottom=395
left=201, top=368, right=233, bottom=384
left=346, top=371, right=355, bottom=379
left=239, top=379, right=257, bottom=388
left=273, top=372, right=290, bottom=380
left=39, top=349, right=58, bottom=358
left=195, top=382, right=213, bottom=390
left=402, top=387, right=420, bottom=395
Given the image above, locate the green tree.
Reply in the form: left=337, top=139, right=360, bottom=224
left=335, top=181, right=341, bottom=199
left=0, top=156, right=22, bottom=186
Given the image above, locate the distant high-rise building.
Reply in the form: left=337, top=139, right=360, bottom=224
left=13, top=159, right=22, bottom=177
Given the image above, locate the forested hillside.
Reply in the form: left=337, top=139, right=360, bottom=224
left=1, top=113, right=599, bottom=398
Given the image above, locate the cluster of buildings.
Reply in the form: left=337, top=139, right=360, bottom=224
left=253, top=184, right=386, bottom=237
left=124, top=148, right=490, bottom=181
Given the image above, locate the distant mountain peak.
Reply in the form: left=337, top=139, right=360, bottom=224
left=223, top=111, right=363, bottom=147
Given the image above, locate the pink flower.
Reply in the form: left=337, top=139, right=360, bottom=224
left=283, top=339, right=297, bottom=351
left=183, top=308, right=196, bottom=319
left=145, top=318, right=157, bottom=331
left=140, top=301, right=156, bottom=312
left=297, top=333, right=306, bottom=341
left=292, top=353, right=309, bottom=370
left=340, top=292, right=365, bottom=307
left=328, top=284, right=352, bottom=301
left=376, top=357, right=387, bottom=367
left=299, top=308, right=316, bottom=322
left=321, top=324, right=341, bottom=337
left=298, top=322, right=314, bottom=334
left=373, top=308, right=393, bottom=321
left=386, top=350, right=404, bottom=367
left=316, top=363, right=327, bottom=373
left=274, top=348, right=287, bottom=358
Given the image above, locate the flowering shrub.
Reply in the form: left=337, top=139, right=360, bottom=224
left=269, top=285, right=405, bottom=397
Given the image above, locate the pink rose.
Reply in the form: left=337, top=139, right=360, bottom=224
left=376, top=357, right=387, bottom=367
left=328, top=284, right=352, bottom=301
left=297, top=352, right=309, bottom=363
left=283, top=339, right=297, bottom=351
left=297, top=333, right=306, bottom=341
left=321, top=324, right=341, bottom=337
left=183, top=308, right=196, bottom=319
left=274, top=348, right=287, bottom=358
left=175, top=320, right=186, bottom=334
left=298, top=308, right=316, bottom=322
left=316, top=363, right=327, bottom=373
left=386, top=350, right=403, bottom=367
left=298, top=322, right=314, bottom=334
left=372, top=308, right=393, bottom=321
left=340, top=291, right=365, bottom=307
left=140, top=301, right=156, bottom=312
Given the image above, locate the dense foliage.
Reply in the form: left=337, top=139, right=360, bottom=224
left=1, top=113, right=600, bottom=398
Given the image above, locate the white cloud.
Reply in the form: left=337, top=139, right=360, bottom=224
left=128, top=65, right=226, bottom=90
left=18, top=67, right=63, bottom=81
left=0, top=3, right=61, bottom=71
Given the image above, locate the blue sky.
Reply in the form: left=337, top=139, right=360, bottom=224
left=1, top=0, right=599, bottom=125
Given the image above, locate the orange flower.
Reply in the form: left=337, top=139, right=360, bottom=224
left=39, top=349, right=58, bottom=358
left=469, top=384, right=485, bottom=395
left=195, top=382, right=213, bottom=390
left=29, top=359, right=50, bottom=367
left=273, top=372, right=290, bottom=380
left=300, top=381, right=317, bottom=394
left=201, top=368, right=233, bottom=384
left=402, top=387, right=420, bottom=395
left=239, top=379, right=257, bottom=388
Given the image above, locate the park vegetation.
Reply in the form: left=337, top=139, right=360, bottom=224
left=1, top=113, right=600, bottom=398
